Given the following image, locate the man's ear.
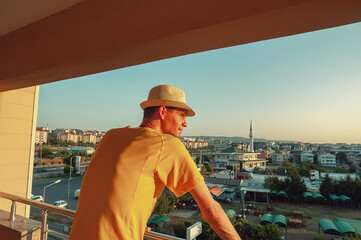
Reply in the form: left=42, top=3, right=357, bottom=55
left=158, top=106, right=167, bottom=120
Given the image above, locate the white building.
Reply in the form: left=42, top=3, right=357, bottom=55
left=96, top=134, right=104, bottom=143
left=300, top=152, right=314, bottom=163
left=35, top=128, right=48, bottom=145
left=182, top=138, right=208, bottom=149
left=318, top=153, right=336, bottom=167
left=82, top=134, right=96, bottom=144
left=271, top=152, right=285, bottom=164
left=214, top=146, right=267, bottom=171
left=58, top=132, right=79, bottom=143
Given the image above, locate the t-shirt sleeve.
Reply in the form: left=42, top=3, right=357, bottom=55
left=155, top=136, right=204, bottom=197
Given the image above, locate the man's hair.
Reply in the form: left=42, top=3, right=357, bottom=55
left=143, top=106, right=185, bottom=119
left=143, top=106, right=159, bottom=119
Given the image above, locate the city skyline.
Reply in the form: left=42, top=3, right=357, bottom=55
left=37, top=22, right=361, bottom=144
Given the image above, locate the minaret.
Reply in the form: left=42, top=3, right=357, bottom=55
left=249, top=120, right=254, bottom=153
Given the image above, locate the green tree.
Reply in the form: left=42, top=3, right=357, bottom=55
left=178, top=192, right=194, bottom=202
left=234, top=219, right=280, bottom=240
left=298, top=162, right=317, bottom=177
left=198, top=219, right=220, bottom=240
left=320, top=173, right=333, bottom=197
left=72, top=167, right=78, bottom=176
left=63, top=165, right=71, bottom=175
left=41, top=147, right=54, bottom=159
left=173, top=221, right=192, bottom=238
left=336, top=152, right=347, bottom=165
left=154, top=192, right=177, bottom=216
left=264, top=223, right=281, bottom=240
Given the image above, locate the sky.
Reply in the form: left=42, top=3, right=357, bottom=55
left=37, top=22, right=361, bottom=144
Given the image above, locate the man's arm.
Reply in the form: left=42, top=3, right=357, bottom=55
left=189, top=181, right=241, bottom=240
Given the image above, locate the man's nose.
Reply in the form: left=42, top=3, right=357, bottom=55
left=183, top=119, right=188, bottom=127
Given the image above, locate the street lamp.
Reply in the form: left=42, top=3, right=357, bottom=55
left=43, top=179, right=61, bottom=202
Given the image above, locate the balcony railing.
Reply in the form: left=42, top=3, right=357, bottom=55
left=0, top=191, right=185, bottom=240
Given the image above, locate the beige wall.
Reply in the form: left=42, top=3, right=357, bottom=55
left=0, top=86, right=39, bottom=217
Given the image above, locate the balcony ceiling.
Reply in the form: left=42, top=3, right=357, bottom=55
left=1, top=0, right=361, bottom=91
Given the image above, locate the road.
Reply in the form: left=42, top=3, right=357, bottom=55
left=33, top=163, right=89, bottom=178
left=32, top=176, right=84, bottom=210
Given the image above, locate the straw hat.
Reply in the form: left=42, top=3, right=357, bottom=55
left=140, top=85, right=195, bottom=116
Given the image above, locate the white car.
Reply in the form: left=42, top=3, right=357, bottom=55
left=52, top=200, right=68, bottom=209
left=31, top=195, right=44, bottom=202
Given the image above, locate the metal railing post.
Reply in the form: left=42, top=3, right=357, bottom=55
left=9, top=200, right=16, bottom=222
left=41, top=210, right=48, bottom=240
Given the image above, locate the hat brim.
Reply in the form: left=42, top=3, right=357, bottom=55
left=140, top=99, right=195, bottom=116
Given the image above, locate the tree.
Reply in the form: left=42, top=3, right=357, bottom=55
left=154, top=192, right=177, bottom=216
left=298, top=162, right=317, bottom=177
left=234, top=219, right=280, bottom=240
left=313, top=153, right=319, bottom=165
left=336, top=152, right=347, bottom=165
left=72, top=167, right=78, bottom=176
left=63, top=165, right=71, bottom=175
left=41, top=147, right=54, bottom=159
left=178, top=192, right=194, bottom=202
left=173, top=221, right=192, bottom=238
left=319, top=173, right=333, bottom=197
left=198, top=219, right=220, bottom=240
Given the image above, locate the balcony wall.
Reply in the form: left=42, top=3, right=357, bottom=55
left=0, top=86, right=39, bottom=217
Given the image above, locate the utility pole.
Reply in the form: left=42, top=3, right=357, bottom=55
left=67, top=157, right=72, bottom=202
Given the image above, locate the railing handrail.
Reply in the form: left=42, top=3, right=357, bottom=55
left=0, top=191, right=75, bottom=218
left=144, top=231, right=185, bottom=240
left=0, top=191, right=186, bottom=240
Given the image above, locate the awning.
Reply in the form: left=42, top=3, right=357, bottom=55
left=209, top=186, right=225, bottom=197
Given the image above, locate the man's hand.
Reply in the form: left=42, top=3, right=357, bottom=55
left=190, top=181, right=241, bottom=240
left=145, top=226, right=151, bottom=233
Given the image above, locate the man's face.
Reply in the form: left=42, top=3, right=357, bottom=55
left=162, top=107, right=188, bottom=138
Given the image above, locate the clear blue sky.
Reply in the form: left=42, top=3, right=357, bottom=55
left=37, top=22, right=361, bottom=144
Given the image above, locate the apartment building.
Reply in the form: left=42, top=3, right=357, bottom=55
left=182, top=138, right=208, bottom=149
left=82, top=134, right=96, bottom=144
left=96, top=134, right=103, bottom=143
left=58, top=132, right=79, bottom=143
left=35, top=128, right=48, bottom=145
left=300, top=152, right=314, bottom=163
left=271, top=152, right=285, bottom=164
left=318, top=153, right=337, bottom=167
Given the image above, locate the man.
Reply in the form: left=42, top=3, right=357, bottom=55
left=69, top=85, right=241, bottom=240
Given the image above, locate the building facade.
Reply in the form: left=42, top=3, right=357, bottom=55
left=35, top=127, right=48, bottom=145
left=82, top=134, right=96, bottom=144
left=58, top=132, right=79, bottom=143
left=214, top=146, right=267, bottom=171
left=300, top=152, right=314, bottom=163
left=318, top=153, right=336, bottom=167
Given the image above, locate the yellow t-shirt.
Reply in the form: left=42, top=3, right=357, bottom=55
left=69, top=127, right=204, bottom=240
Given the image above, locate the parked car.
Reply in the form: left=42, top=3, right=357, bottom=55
left=52, top=200, right=68, bottom=209
left=74, top=189, right=80, bottom=199
left=31, top=195, right=44, bottom=202
left=37, top=168, right=48, bottom=173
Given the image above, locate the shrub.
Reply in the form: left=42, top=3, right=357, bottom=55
left=173, top=221, right=192, bottom=238
left=63, top=165, right=70, bottom=175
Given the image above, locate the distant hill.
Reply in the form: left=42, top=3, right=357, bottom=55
left=184, top=136, right=299, bottom=143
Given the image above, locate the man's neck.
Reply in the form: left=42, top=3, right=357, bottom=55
left=139, top=120, right=162, bottom=133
